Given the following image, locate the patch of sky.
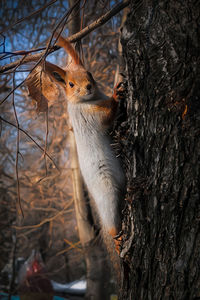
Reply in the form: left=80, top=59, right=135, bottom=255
left=0, top=0, right=71, bottom=117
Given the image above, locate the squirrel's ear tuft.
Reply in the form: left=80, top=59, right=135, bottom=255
left=56, top=36, right=83, bottom=67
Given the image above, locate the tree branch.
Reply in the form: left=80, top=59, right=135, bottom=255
left=69, top=0, right=130, bottom=42
left=0, top=0, right=58, bottom=35
left=13, top=199, right=73, bottom=230
left=0, top=116, right=60, bottom=171
left=0, top=0, right=130, bottom=74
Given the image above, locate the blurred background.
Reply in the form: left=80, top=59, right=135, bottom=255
left=0, top=0, right=123, bottom=298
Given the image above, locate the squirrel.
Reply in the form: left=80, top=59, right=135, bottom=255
left=28, top=36, right=126, bottom=254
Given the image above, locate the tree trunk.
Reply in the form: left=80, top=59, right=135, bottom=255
left=119, top=0, right=200, bottom=299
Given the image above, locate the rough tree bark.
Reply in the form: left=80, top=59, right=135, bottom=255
left=118, top=0, right=200, bottom=299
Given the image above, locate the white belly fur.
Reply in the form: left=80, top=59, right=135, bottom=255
left=68, top=103, right=125, bottom=231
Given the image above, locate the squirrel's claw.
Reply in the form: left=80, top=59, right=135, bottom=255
left=113, top=81, right=126, bottom=101
left=113, top=230, right=123, bottom=255
left=114, top=235, right=122, bottom=255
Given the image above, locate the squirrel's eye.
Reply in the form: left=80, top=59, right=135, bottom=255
left=69, top=81, right=74, bottom=88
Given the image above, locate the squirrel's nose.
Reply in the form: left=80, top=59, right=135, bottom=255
left=86, top=84, right=92, bottom=91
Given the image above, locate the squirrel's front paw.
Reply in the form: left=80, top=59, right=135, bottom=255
left=113, top=81, right=126, bottom=101
left=113, top=231, right=123, bottom=255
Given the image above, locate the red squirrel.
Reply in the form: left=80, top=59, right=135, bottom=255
left=28, top=36, right=125, bottom=254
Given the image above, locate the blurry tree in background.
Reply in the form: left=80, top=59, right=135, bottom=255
left=0, top=0, right=124, bottom=297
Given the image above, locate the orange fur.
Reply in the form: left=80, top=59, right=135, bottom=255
left=27, top=36, right=125, bottom=258
left=109, top=228, right=122, bottom=255
left=56, top=36, right=83, bottom=66
left=64, top=70, right=94, bottom=103
left=85, top=97, right=118, bottom=126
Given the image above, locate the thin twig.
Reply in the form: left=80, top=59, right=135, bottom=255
left=69, top=0, right=130, bottom=41
left=12, top=56, right=28, bottom=218
left=0, top=57, right=46, bottom=106
left=0, top=0, right=58, bottom=35
left=37, top=61, right=49, bottom=178
left=13, top=199, right=73, bottom=230
left=0, top=0, right=88, bottom=61
left=0, top=0, right=82, bottom=107
left=41, top=0, right=82, bottom=61
left=44, top=110, right=49, bottom=176
left=0, top=46, right=54, bottom=60
left=8, top=232, right=17, bottom=300
left=56, top=240, right=82, bottom=256
left=0, top=116, right=60, bottom=171
left=0, top=46, right=59, bottom=74
left=0, top=0, right=130, bottom=74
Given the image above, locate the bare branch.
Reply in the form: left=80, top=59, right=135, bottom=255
left=0, top=46, right=56, bottom=60
left=0, top=47, right=59, bottom=74
left=56, top=240, right=82, bottom=256
left=0, top=116, right=60, bottom=171
left=13, top=199, right=73, bottom=230
left=0, top=0, right=58, bottom=35
left=0, top=0, right=130, bottom=74
left=0, top=0, right=82, bottom=75
left=69, top=0, right=130, bottom=42
left=12, top=57, right=29, bottom=218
